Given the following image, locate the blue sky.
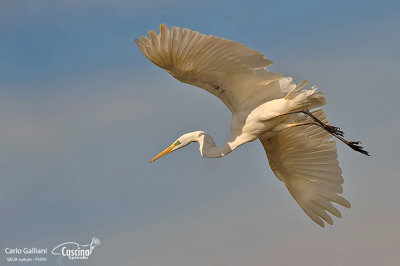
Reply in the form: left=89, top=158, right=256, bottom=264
left=1, top=0, right=400, bottom=265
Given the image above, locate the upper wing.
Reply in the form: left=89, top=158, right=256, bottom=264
left=259, top=109, right=350, bottom=227
left=135, top=24, right=296, bottom=113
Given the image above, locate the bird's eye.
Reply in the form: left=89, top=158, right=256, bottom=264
left=175, top=140, right=181, bottom=146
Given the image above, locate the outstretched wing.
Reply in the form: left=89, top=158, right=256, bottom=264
left=259, top=109, right=350, bottom=227
left=135, top=24, right=296, bottom=113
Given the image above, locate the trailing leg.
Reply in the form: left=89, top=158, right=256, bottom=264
left=279, top=109, right=344, bottom=136
left=286, top=122, right=370, bottom=156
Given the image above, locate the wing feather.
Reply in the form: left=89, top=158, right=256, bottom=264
left=135, top=24, right=297, bottom=112
left=259, top=109, right=350, bottom=227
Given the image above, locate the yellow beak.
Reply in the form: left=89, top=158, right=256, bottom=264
left=150, top=143, right=176, bottom=163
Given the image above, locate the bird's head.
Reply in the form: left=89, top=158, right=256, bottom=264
left=149, top=132, right=202, bottom=163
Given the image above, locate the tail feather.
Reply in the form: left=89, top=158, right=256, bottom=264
left=285, top=80, right=310, bottom=100
left=288, top=87, right=326, bottom=110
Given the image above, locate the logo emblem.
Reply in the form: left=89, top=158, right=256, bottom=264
left=51, top=237, right=101, bottom=260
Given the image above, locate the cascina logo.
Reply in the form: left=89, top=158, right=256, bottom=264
left=51, top=237, right=101, bottom=260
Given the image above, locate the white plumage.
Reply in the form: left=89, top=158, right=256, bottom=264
left=260, top=109, right=349, bottom=226
left=135, top=24, right=368, bottom=227
left=136, top=23, right=285, bottom=112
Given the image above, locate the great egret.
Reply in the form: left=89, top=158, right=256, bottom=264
left=135, top=24, right=368, bottom=227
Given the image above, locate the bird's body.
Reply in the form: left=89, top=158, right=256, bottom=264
left=135, top=24, right=368, bottom=227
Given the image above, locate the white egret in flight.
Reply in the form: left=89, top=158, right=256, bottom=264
left=135, top=24, right=369, bottom=227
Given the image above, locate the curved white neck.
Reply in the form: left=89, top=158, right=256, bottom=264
left=191, top=131, right=248, bottom=158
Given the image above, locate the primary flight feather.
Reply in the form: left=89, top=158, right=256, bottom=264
left=135, top=24, right=368, bottom=227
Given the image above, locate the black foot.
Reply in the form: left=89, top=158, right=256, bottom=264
left=324, top=125, right=344, bottom=137
left=347, top=141, right=370, bottom=156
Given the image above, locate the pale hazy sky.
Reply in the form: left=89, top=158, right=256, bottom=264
left=1, top=0, right=399, bottom=265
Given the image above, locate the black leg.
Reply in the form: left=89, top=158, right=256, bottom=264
left=303, top=109, right=344, bottom=137
left=286, top=120, right=370, bottom=156
left=331, top=134, right=370, bottom=156
left=279, top=110, right=344, bottom=136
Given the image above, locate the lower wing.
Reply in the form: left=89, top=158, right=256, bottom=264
left=259, top=109, right=350, bottom=227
